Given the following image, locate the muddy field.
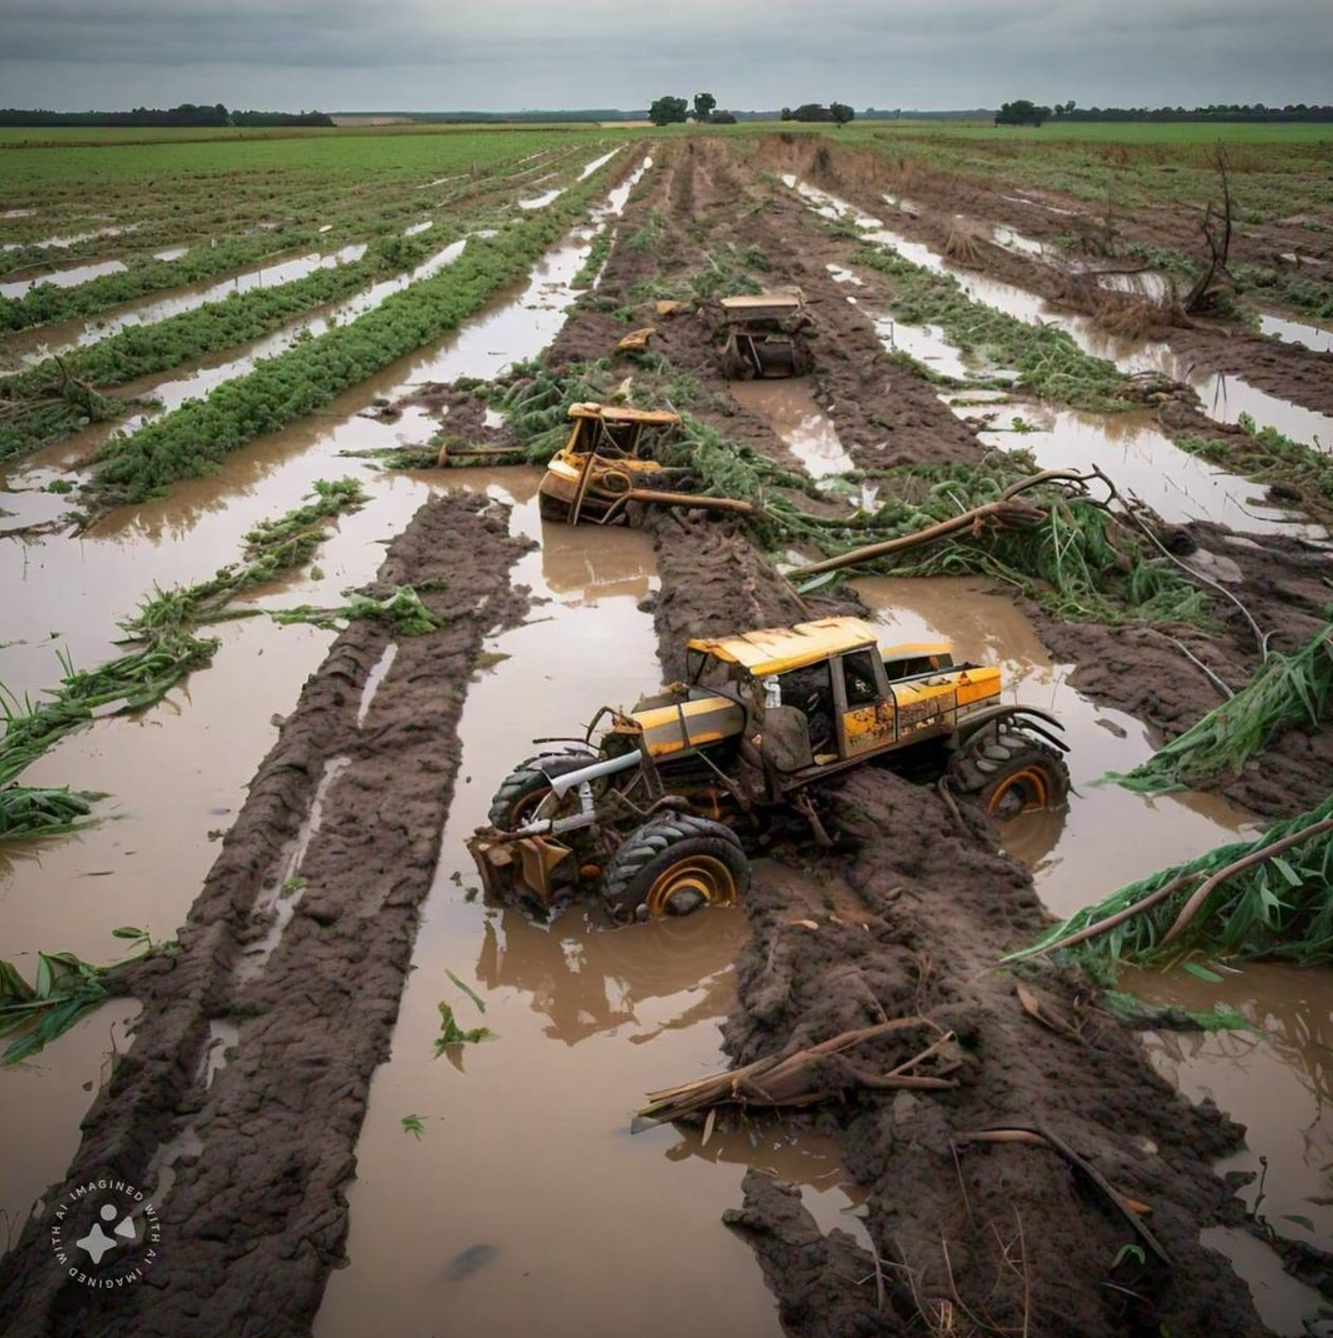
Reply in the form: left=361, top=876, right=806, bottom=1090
left=2, top=124, right=1332, bottom=1337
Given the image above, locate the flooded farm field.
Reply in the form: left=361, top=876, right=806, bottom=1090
left=2, top=123, right=1332, bottom=1338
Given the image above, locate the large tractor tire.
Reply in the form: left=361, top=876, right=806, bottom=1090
left=948, top=723, right=1069, bottom=820
left=486, top=751, right=594, bottom=831
left=600, top=814, right=750, bottom=922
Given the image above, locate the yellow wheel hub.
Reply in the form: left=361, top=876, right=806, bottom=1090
left=987, top=766, right=1050, bottom=815
left=645, top=856, right=738, bottom=917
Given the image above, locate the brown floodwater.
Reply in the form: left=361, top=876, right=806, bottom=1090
left=315, top=474, right=788, bottom=1338
left=3, top=153, right=1326, bottom=1331
left=729, top=377, right=856, bottom=479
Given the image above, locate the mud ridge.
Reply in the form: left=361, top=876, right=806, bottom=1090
left=0, top=491, right=532, bottom=1336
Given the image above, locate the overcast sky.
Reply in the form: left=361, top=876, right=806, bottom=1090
left=3, top=0, right=1330, bottom=112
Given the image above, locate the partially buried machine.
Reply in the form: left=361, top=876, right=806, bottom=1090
left=467, top=616, right=1069, bottom=922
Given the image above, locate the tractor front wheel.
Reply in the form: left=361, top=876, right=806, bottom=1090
left=487, top=751, right=594, bottom=832
left=948, top=725, right=1069, bottom=819
left=600, top=815, right=750, bottom=922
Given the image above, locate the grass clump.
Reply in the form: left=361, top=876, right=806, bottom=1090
left=1107, top=616, right=1333, bottom=796
left=1173, top=413, right=1333, bottom=525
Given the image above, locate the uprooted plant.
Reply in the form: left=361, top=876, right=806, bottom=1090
left=1106, top=615, right=1332, bottom=796
left=0, top=926, right=163, bottom=1064
left=1009, top=791, right=1333, bottom=970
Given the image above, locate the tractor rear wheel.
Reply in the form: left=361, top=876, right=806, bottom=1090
left=600, top=814, right=750, bottom=922
left=948, top=725, right=1069, bottom=820
left=487, top=752, right=593, bottom=831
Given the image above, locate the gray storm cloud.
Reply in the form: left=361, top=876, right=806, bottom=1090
left=1, top=0, right=1329, bottom=111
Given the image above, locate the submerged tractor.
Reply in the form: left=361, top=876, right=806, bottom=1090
left=718, top=292, right=815, bottom=379
left=537, top=403, right=753, bottom=526
left=467, top=617, right=1069, bottom=922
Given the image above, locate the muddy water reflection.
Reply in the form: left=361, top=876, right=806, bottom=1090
left=729, top=377, right=855, bottom=479
left=1, top=258, right=128, bottom=301
left=318, top=480, right=784, bottom=1338
left=1133, top=962, right=1333, bottom=1335
left=981, top=406, right=1323, bottom=539
left=1259, top=313, right=1333, bottom=356
left=0, top=167, right=654, bottom=1224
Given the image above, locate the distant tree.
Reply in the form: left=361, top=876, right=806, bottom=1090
left=780, top=107, right=793, bottom=121
left=791, top=103, right=834, bottom=122
left=830, top=102, right=855, bottom=126
left=994, top=99, right=1050, bottom=127
left=709, top=110, right=737, bottom=125
left=692, top=92, right=717, bottom=122
left=648, top=95, right=689, bottom=126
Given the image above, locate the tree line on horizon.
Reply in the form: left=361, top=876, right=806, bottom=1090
left=997, top=98, right=1333, bottom=126
left=648, top=93, right=854, bottom=126
left=0, top=104, right=335, bottom=128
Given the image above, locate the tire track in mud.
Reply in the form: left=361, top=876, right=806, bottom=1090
left=527, top=140, right=1271, bottom=1337
left=0, top=492, right=531, bottom=1337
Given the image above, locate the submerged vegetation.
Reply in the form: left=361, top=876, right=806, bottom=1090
left=89, top=172, right=616, bottom=506
left=849, top=246, right=1142, bottom=411
left=0, top=928, right=160, bottom=1064
left=0, top=233, right=450, bottom=464
left=1174, top=413, right=1333, bottom=526
left=0, top=479, right=366, bottom=837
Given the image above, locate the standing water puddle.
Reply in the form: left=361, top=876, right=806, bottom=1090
left=729, top=377, right=856, bottom=479
left=4, top=242, right=370, bottom=365
left=1259, top=313, right=1333, bottom=356
left=852, top=575, right=1329, bottom=1330
left=1, top=258, right=129, bottom=301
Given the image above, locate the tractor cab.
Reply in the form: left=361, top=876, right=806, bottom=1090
left=719, top=291, right=814, bottom=379
left=537, top=403, right=684, bottom=524
left=683, top=617, right=1002, bottom=776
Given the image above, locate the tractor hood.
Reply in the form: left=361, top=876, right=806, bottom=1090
left=619, top=693, right=747, bottom=760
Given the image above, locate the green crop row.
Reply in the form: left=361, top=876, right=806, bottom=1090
left=0, top=231, right=450, bottom=464
left=849, top=246, right=1140, bottom=412
left=90, top=168, right=617, bottom=504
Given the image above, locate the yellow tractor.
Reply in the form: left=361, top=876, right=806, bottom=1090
left=467, top=616, right=1068, bottom=921
left=719, top=292, right=815, bottom=379
left=538, top=403, right=753, bottom=525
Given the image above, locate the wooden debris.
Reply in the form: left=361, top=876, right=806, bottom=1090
left=636, top=1018, right=959, bottom=1126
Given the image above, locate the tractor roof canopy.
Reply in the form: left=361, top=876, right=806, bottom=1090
left=720, top=292, right=803, bottom=312
left=688, top=617, right=951, bottom=678
left=567, top=402, right=681, bottom=426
